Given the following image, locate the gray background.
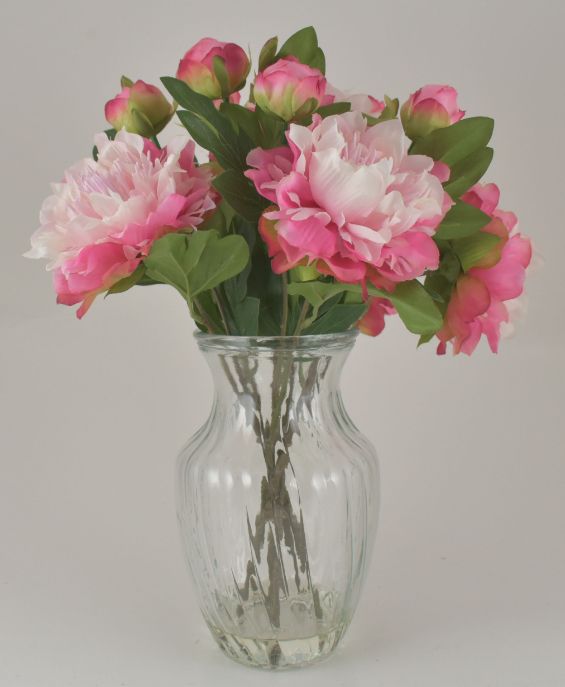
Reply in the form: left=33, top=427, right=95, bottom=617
left=1, top=1, right=564, bottom=685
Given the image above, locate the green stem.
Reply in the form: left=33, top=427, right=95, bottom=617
left=280, top=273, right=289, bottom=336
left=293, top=299, right=310, bottom=336
left=193, top=297, right=217, bottom=334
left=212, top=288, right=230, bottom=335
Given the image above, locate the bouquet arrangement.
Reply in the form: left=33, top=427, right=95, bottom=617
left=27, top=26, right=532, bottom=355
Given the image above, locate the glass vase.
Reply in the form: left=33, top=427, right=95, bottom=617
left=176, top=332, right=379, bottom=669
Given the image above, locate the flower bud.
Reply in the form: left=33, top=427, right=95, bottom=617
left=104, top=79, right=174, bottom=136
left=177, top=38, right=250, bottom=99
left=400, top=84, right=464, bottom=139
left=253, top=57, right=327, bottom=121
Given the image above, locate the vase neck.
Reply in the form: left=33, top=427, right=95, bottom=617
left=196, top=333, right=356, bottom=416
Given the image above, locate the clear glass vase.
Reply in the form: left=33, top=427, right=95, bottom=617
left=176, top=332, right=379, bottom=670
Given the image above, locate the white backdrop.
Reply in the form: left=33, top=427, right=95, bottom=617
left=1, top=1, right=564, bottom=685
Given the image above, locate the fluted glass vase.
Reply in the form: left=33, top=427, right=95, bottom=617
left=176, top=332, right=379, bottom=670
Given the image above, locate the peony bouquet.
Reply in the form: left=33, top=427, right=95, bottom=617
left=27, top=26, right=532, bottom=355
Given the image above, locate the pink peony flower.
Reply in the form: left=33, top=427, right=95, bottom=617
left=324, top=85, right=385, bottom=116
left=253, top=57, right=327, bottom=121
left=26, top=131, right=216, bottom=318
left=247, top=111, right=451, bottom=285
left=105, top=80, right=174, bottom=136
left=357, top=297, right=395, bottom=336
left=177, top=38, right=250, bottom=99
left=436, top=183, right=532, bottom=355
left=400, top=84, right=465, bottom=140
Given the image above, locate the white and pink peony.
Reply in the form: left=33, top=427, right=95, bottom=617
left=26, top=131, right=216, bottom=317
left=247, top=111, right=452, bottom=286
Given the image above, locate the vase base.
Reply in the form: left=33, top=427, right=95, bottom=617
left=208, top=621, right=347, bottom=670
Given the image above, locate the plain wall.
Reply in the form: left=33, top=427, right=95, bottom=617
left=1, top=1, right=564, bottom=685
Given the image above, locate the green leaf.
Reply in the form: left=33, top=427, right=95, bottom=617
left=365, top=95, right=399, bottom=125
left=287, top=280, right=347, bottom=311
left=106, top=264, right=147, bottom=296
left=258, top=36, right=278, bottom=71
left=162, top=77, right=252, bottom=171
left=290, top=265, right=320, bottom=282
left=144, top=230, right=250, bottom=301
left=410, top=116, right=494, bottom=165
left=255, top=108, right=287, bottom=148
left=316, top=102, right=352, bottom=118
left=417, top=332, right=435, bottom=347
left=423, top=271, right=453, bottom=313
left=310, top=47, right=326, bottom=74
left=188, top=233, right=250, bottom=297
left=230, top=297, right=260, bottom=335
left=443, top=147, right=494, bottom=198
left=387, top=280, right=443, bottom=335
left=220, top=102, right=260, bottom=143
left=144, top=232, right=206, bottom=299
left=437, top=252, right=462, bottom=283
left=278, top=26, right=319, bottom=65
left=120, top=75, right=134, bottom=88
left=289, top=277, right=443, bottom=335
left=212, top=170, right=269, bottom=222
left=435, top=200, right=492, bottom=239
left=304, top=303, right=368, bottom=334
left=452, top=231, right=502, bottom=271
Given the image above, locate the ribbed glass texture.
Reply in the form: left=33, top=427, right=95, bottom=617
left=176, top=332, right=379, bottom=669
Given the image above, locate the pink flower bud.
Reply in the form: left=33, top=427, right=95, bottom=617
left=104, top=80, right=174, bottom=136
left=400, top=84, right=465, bottom=139
left=253, top=57, right=327, bottom=121
left=177, top=38, right=250, bottom=99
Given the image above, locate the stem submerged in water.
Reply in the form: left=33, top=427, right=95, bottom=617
left=226, top=348, right=324, bottom=627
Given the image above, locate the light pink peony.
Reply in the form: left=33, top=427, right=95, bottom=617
left=436, top=183, right=532, bottom=355
left=247, top=111, right=451, bottom=285
left=253, top=57, right=327, bottom=121
left=177, top=38, right=250, bottom=99
left=400, top=84, right=465, bottom=139
left=324, top=85, right=385, bottom=116
left=26, top=131, right=216, bottom=317
left=105, top=79, right=174, bottom=136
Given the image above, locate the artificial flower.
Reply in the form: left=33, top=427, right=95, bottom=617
left=247, top=111, right=451, bottom=285
left=104, top=79, right=174, bottom=136
left=324, top=85, right=385, bottom=116
left=26, top=131, right=216, bottom=317
left=253, top=57, right=327, bottom=121
left=400, top=84, right=464, bottom=140
left=177, top=37, right=250, bottom=99
left=436, top=183, right=532, bottom=354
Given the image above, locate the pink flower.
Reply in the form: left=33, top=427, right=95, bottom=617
left=400, top=84, right=465, bottom=140
left=436, top=183, right=532, bottom=355
left=324, top=85, right=385, bottom=116
left=177, top=38, right=250, bottom=99
left=253, top=57, right=327, bottom=121
left=26, top=131, right=216, bottom=318
left=105, top=79, right=174, bottom=136
left=358, top=297, right=395, bottom=336
left=247, top=112, right=451, bottom=285
left=246, top=147, right=293, bottom=204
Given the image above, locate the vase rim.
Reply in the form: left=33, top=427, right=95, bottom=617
left=194, top=330, right=358, bottom=353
